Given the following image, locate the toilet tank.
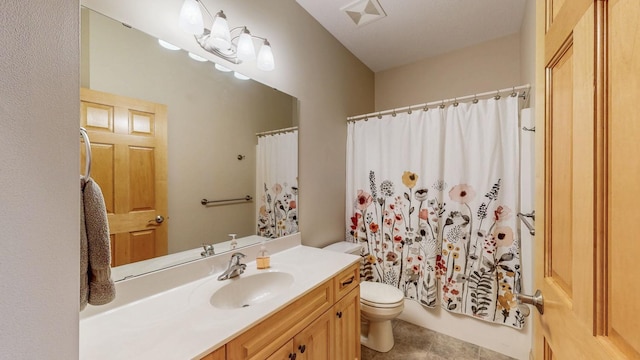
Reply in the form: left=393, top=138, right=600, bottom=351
left=322, top=241, right=362, bottom=255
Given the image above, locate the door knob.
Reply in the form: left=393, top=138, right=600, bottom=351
left=148, top=215, right=165, bottom=224
left=516, top=289, right=544, bottom=315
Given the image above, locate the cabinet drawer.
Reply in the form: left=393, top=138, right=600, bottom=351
left=333, top=263, right=359, bottom=302
left=227, top=280, right=333, bottom=360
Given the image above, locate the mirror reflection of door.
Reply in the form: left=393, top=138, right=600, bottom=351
left=80, top=88, right=168, bottom=267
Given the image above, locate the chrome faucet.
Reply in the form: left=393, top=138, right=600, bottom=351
left=217, top=252, right=247, bottom=280
left=201, top=244, right=216, bottom=257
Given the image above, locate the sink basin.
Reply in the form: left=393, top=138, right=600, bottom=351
left=210, top=272, right=295, bottom=309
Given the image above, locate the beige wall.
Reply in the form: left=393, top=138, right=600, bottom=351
left=0, top=0, right=80, bottom=358
left=82, top=0, right=375, bottom=249
left=520, top=0, right=536, bottom=106
left=374, top=33, right=521, bottom=111
left=82, top=9, right=295, bottom=253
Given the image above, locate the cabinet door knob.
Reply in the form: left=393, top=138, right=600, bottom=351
left=289, top=353, right=296, bottom=360
left=336, top=311, right=343, bottom=318
left=298, top=344, right=306, bottom=353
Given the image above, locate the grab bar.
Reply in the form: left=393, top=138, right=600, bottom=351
left=80, top=127, right=92, bottom=180
left=201, top=195, right=253, bottom=206
left=517, top=211, right=535, bottom=236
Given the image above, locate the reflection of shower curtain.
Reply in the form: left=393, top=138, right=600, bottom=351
left=346, top=95, right=525, bottom=329
left=256, top=130, right=298, bottom=238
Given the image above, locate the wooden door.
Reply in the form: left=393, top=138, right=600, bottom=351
left=80, top=88, right=168, bottom=267
left=294, top=310, right=333, bottom=360
left=333, top=287, right=360, bottom=360
left=607, top=0, right=640, bottom=357
left=535, top=0, right=640, bottom=358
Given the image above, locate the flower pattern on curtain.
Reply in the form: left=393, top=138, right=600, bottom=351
left=346, top=96, right=525, bottom=329
left=256, top=130, right=298, bottom=238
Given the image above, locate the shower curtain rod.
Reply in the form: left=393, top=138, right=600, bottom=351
left=347, top=84, right=531, bottom=122
left=256, top=126, right=298, bottom=137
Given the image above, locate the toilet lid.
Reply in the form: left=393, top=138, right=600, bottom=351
left=360, top=281, right=405, bottom=305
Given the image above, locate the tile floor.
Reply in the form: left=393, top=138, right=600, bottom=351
left=361, top=320, right=517, bottom=360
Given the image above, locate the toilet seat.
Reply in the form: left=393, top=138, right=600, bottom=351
left=360, top=281, right=404, bottom=308
left=361, top=298, right=404, bottom=308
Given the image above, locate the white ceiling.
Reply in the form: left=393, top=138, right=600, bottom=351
left=295, top=0, right=527, bottom=72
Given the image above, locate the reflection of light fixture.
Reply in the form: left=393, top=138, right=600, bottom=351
left=158, top=39, right=181, bottom=50
left=178, top=0, right=275, bottom=71
left=233, top=72, right=250, bottom=80
left=188, top=52, right=208, bottom=62
left=214, top=63, right=232, bottom=72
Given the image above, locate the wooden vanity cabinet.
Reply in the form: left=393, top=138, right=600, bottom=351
left=210, top=263, right=361, bottom=360
left=201, top=346, right=225, bottom=360
left=333, top=287, right=360, bottom=360
left=332, top=263, right=361, bottom=360
left=264, top=340, right=294, bottom=360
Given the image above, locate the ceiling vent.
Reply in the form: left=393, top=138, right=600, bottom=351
left=341, top=0, right=387, bottom=27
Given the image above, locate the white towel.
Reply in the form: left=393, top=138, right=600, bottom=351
left=81, top=177, right=115, bottom=309
left=80, top=177, right=89, bottom=310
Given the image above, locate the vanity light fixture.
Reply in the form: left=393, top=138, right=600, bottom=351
left=178, top=0, right=275, bottom=71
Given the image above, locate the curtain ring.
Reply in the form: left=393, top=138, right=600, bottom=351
left=439, top=100, right=445, bottom=109
left=494, top=90, right=501, bottom=100
left=453, top=98, right=459, bottom=107
left=472, top=94, right=479, bottom=104
left=423, top=104, right=428, bottom=111
left=391, top=109, right=396, bottom=117
left=408, top=106, right=412, bottom=114
left=377, top=112, right=382, bottom=119
left=511, top=86, right=517, bottom=97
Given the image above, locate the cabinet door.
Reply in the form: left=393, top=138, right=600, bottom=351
left=201, top=346, right=225, bottom=360
left=333, top=287, right=360, bottom=360
left=266, top=340, right=295, bottom=360
left=293, top=310, right=333, bottom=360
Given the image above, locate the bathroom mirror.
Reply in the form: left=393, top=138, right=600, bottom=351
left=81, top=7, right=299, bottom=280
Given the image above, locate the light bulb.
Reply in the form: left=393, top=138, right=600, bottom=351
left=178, top=0, right=204, bottom=35
left=209, top=11, right=231, bottom=50
left=257, top=40, right=275, bottom=71
left=236, top=27, right=256, bottom=62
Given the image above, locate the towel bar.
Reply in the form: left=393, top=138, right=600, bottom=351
left=201, top=195, right=253, bottom=206
left=517, top=211, right=535, bottom=236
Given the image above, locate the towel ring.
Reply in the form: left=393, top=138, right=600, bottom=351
left=80, top=127, right=92, bottom=180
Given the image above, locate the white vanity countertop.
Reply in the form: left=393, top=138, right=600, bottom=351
left=79, top=245, right=359, bottom=360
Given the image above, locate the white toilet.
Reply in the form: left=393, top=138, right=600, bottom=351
left=323, top=241, right=405, bottom=353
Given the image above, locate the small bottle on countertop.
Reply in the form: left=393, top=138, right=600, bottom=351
left=256, top=240, right=270, bottom=269
left=229, top=233, right=237, bottom=250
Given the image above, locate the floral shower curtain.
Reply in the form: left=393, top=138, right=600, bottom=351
left=346, top=95, right=526, bottom=329
left=256, top=130, right=298, bottom=238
